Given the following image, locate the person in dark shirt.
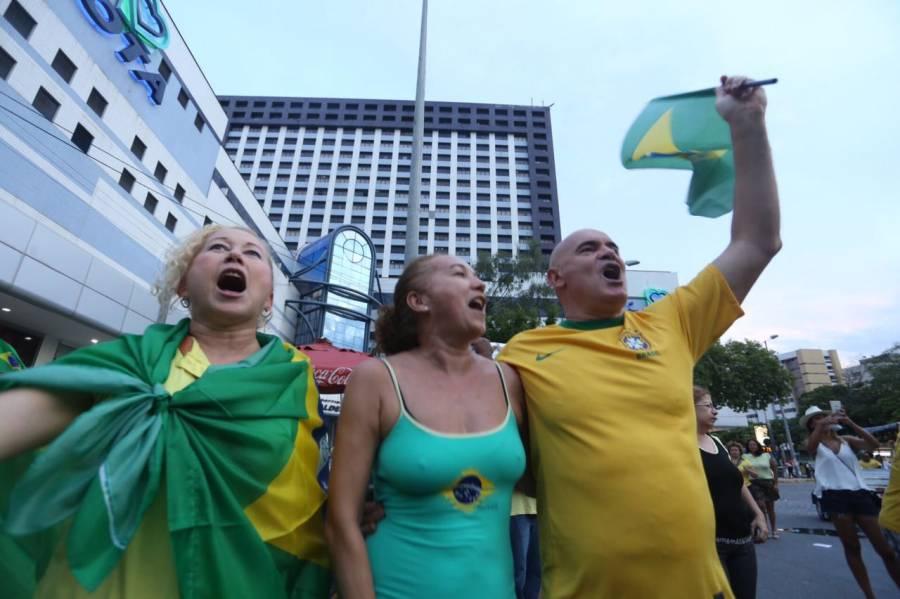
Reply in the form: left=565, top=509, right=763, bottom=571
left=694, top=386, right=768, bottom=599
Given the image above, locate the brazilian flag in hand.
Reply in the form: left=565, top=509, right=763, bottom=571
left=621, top=87, right=733, bottom=218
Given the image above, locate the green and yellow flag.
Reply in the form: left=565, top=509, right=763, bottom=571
left=0, top=338, right=25, bottom=373
left=0, top=320, right=331, bottom=598
left=621, top=87, right=733, bottom=218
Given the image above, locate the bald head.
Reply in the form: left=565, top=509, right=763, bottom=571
left=549, top=229, right=613, bottom=271
left=547, top=229, right=628, bottom=320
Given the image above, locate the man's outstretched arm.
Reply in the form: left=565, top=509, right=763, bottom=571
left=712, top=75, right=782, bottom=303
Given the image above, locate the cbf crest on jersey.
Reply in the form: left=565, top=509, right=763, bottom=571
left=620, top=330, right=651, bottom=351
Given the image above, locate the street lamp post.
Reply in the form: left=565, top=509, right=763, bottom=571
left=405, top=0, right=428, bottom=265
left=764, top=334, right=798, bottom=476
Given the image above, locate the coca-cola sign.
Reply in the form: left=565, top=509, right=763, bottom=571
left=314, top=367, right=353, bottom=390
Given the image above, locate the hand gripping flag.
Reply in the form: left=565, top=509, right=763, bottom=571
left=621, top=87, right=733, bottom=218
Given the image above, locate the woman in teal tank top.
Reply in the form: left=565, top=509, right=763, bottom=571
left=326, top=255, right=528, bottom=599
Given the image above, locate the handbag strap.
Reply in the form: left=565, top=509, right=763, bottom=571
left=827, top=441, right=864, bottom=480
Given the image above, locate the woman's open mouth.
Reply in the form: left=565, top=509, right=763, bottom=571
left=468, top=296, right=486, bottom=312
left=217, top=269, right=247, bottom=295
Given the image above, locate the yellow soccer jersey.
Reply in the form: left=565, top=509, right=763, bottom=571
left=499, top=264, right=742, bottom=599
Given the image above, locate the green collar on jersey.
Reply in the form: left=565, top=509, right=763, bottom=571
left=559, top=315, right=625, bottom=330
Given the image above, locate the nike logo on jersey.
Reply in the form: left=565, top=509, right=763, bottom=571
left=536, top=349, right=565, bottom=361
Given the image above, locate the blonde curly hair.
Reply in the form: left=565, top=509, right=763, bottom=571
left=153, top=224, right=274, bottom=312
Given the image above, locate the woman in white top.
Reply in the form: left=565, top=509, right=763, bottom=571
left=802, top=405, right=900, bottom=598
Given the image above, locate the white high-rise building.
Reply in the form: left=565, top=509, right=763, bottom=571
left=217, top=96, right=563, bottom=279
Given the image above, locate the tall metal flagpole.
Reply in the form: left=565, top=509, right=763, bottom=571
left=405, top=0, right=428, bottom=264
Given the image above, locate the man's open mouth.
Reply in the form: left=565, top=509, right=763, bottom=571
left=217, top=269, right=247, bottom=293
left=601, top=264, right=622, bottom=281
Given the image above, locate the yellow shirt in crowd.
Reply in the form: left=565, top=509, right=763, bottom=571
left=500, top=264, right=742, bottom=599
left=879, top=437, right=900, bottom=533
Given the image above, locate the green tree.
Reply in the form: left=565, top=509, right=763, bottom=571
left=797, top=384, right=854, bottom=415
left=795, top=345, right=900, bottom=430
left=694, top=340, right=793, bottom=412
left=865, top=344, right=900, bottom=421
left=474, top=241, right=559, bottom=343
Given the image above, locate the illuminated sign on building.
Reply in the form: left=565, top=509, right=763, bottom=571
left=78, top=0, right=170, bottom=105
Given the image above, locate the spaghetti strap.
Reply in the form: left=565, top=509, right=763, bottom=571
left=381, top=358, right=406, bottom=412
left=494, top=362, right=511, bottom=409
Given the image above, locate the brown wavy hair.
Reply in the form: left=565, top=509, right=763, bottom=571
left=375, top=255, right=440, bottom=355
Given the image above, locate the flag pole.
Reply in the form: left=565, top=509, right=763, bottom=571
left=737, top=78, right=778, bottom=89
left=405, top=0, right=428, bottom=265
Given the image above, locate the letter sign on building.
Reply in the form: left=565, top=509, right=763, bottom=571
left=78, top=0, right=170, bottom=105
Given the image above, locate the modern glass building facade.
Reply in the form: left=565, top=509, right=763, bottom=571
left=292, top=225, right=378, bottom=352
left=217, top=95, right=563, bottom=278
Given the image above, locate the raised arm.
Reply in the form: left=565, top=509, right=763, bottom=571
left=835, top=410, right=879, bottom=452
left=0, top=388, right=92, bottom=460
left=712, top=75, right=782, bottom=303
left=325, top=359, right=385, bottom=599
left=806, top=414, right=837, bottom=456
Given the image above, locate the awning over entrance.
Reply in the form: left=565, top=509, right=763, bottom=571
left=298, top=339, right=372, bottom=394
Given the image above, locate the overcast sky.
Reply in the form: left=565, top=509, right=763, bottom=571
left=166, top=0, right=900, bottom=365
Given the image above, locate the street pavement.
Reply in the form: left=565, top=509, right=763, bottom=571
left=755, top=480, right=896, bottom=598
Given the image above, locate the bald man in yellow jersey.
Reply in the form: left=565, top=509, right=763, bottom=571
left=499, top=76, right=781, bottom=599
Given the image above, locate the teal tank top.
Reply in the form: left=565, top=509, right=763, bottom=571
left=366, top=359, right=525, bottom=598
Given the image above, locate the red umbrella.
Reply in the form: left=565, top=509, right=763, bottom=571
left=298, top=339, right=372, bottom=394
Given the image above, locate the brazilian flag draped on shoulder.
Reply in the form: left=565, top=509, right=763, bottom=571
left=621, top=87, right=734, bottom=218
left=0, top=319, right=331, bottom=598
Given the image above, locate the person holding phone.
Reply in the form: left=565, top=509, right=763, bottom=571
left=803, top=405, right=900, bottom=598
left=694, top=386, right=767, bottom=599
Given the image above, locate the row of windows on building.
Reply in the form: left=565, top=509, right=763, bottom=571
left=226, top=133, right=547, bottom=149
left=263, top=208, right=551, bottom=232
left=219, top=98, right=549, bottom=127
left=231, top=126, right=531, bottom=139
left=232, top=154, right=539, bottom=173
left=229, top=145, right=533, bottom=161
left=266, top=204, right=551, bottom=221
left=221, top=97, right=547, bottom=117
left=229, top=112, right=546, bottom=129
left=225, top=132, right=547, bottom=147
left=1, top=1, right=218, bottom=234
left=227, top=125, right=547, bottom=145
left=259, top=193, right=542, bottom=208
left=245, top=162, right=535, bottom=176
left=268, top=200, right=536, bottom=218
left=228, top=126, right=533, bottom=141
